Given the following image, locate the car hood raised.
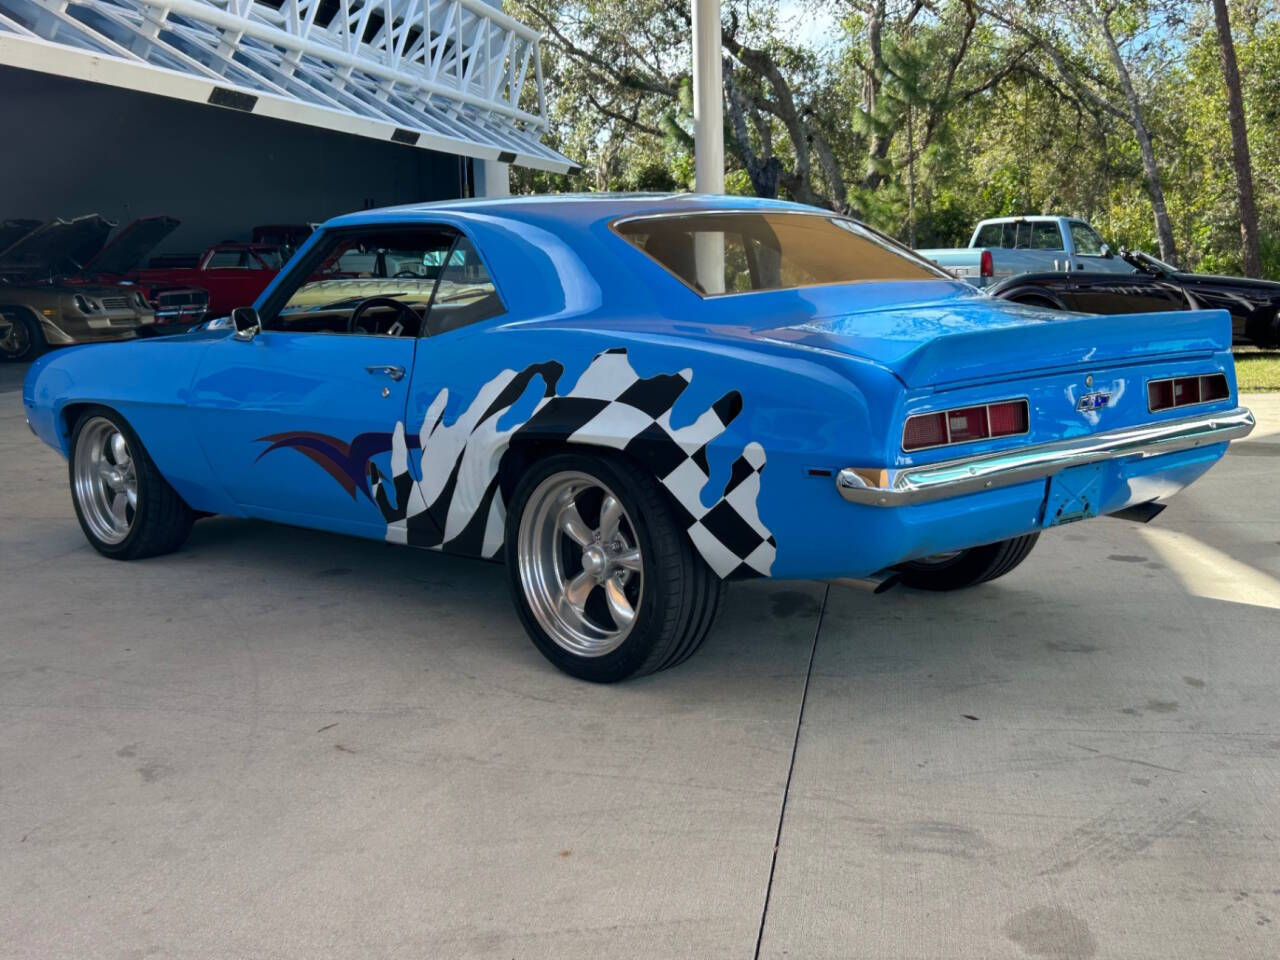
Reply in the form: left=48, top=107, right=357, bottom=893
left=0, top=219, right=41, bottom=253
left=0, top=214, right=115, bottom=278
left=84, top=216, right=180, bottom=276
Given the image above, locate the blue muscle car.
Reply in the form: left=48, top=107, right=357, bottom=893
left=22, top=195, right=1255, bottom=681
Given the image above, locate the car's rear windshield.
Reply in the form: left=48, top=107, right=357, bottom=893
left=614, top=211, right=947, bottom=296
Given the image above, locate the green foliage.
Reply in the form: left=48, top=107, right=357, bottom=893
left=519, top=0, right=1280, bottom=279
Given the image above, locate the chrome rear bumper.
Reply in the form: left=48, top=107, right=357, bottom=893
left=837, top=406, right=1255, bottom=507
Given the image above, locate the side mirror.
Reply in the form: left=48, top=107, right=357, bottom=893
left=1100, top=243, right=1113, bottom=259
left=231, top=306, right=261, bottom=341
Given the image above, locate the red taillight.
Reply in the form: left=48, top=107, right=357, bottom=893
left=1148, top=373, right=1228, bottom=412
left=1148, top=379, right=1175, bottom=411
left=903, top=399, right=1028, bottom=452
left=1201, top=374, right=1229, bottom=402
left=903, top=412, right=948, bottom=451
left=987, top=400, right=1028, bottom=437
left=980, top=249, right=994, bottom=278
left=1174, top=377, right=1201, bottom=406
left=946, top=406, right=989, bottom=443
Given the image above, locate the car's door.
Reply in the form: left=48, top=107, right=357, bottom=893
left=1064, top=220, right=1130, bottom=274
left=187, top=224, right=458, bottom=536
left=388, top=234, right=513, bottom=555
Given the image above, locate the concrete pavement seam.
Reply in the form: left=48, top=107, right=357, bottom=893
left=752, top=583, right=829, bottom=960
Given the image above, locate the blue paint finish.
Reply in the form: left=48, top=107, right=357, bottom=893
left=188, top=331, right=417, bottom=527
left=23, top=194, right=1245, bottom=582
left=1044, top=464, right=1105, bottom=526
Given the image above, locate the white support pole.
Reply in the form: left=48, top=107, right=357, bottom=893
left=691, top=0, right=723, bottom=195
left=474, top=158, right=510, bottom=197
left=691, top=0, right=724, bottom=292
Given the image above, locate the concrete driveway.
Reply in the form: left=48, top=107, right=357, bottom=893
left=2, top=359, right=1278, bottom=960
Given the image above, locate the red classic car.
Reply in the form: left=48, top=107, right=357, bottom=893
left=132, top=240, right=285, bottom=316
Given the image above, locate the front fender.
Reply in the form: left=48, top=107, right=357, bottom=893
left=22, top=335, right=240, bottom=515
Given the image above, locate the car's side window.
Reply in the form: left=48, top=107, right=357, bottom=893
left=263, top=227, right=460, bottom=338
left=206, top=249, right=244, bottom=269
left=974, top=223, right=1004, bottom=248
left=1069, top=222, right=1105, bottom=256
left=1030, top=222, right=1063, bottom=250
left=425, top=235, right=506, bottom=336
left=250, top=249, right=283, bottom=270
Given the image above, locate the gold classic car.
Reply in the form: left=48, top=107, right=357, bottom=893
left=0, top=216, right=160, bottom=362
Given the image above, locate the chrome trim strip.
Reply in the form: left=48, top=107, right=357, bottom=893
left=837, top=406, right=1255, bottom=506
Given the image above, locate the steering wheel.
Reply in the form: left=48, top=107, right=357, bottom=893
left=348, top=296, right=418, bottom=336
left=394, top=269, right=425, bottom=278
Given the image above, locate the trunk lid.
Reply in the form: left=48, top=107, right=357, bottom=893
left=761, top=293, right=1231, bottom=388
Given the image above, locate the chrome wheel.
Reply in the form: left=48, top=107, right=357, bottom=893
left=73, top=417, right=138, bottom=545
left=517, top=471, right=644, bottom=658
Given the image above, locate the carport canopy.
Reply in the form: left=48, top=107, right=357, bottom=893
left=0, top=0, right=575, bottom=174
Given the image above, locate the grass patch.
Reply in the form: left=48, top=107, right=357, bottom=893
left=1234, top=350, right=1280, bottom=391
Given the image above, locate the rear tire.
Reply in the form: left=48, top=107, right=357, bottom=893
left=0, top=307, right=44, bottom=362
left=895, top=534, right=1039, bottom=591
left=69, top=407, right=195, bottom=560
left=504, top=452, right=724, bottom=682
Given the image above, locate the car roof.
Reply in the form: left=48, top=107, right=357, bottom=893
left=325, top=193, right=823, bottom=232
left=294, top=193, right=897, bottom=327
left=977, top=215, right=1098, bottom=226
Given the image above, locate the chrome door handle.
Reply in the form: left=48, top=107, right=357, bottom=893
left=365, top=364, right=405, bottom=381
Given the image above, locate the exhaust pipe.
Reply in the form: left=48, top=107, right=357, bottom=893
left=1109, top=501, right=1167, bottom=524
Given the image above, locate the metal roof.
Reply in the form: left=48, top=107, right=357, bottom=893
left=0, top=0, right=575, bottom=173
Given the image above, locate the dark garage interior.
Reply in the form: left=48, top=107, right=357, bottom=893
left=0, top=64, right=468, bottom=258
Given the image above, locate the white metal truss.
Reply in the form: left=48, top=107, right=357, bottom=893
left=0, top=0, right=574, bottom=172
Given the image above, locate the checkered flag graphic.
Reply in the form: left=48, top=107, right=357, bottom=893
left=368, top=348, right=775, bottom=578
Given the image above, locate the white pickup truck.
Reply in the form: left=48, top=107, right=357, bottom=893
left=917, top=215, right=1137, bottom=288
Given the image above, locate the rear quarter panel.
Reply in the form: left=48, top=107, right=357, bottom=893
left=403, top=312, right=903, bottom=580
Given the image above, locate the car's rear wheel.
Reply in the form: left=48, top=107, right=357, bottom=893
left=895, top=534, right=1039, bottom=591
left=0, top=307, right=44, bottom=362
left=504, top=452, right=724, bottom=682
left=69, top=408, right=194, bottom=560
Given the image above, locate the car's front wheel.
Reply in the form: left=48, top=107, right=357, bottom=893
left=69, top=408, right=195, bottom=560
left=0, top=307, right=44, bottom=362
left=894, top=534, right=1039, bottom=591
left=504, top=452, right=724, bottom=682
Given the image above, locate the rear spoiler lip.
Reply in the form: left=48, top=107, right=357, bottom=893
left=916, top=347, right=1222, bottom=394
left=893, top=308, right=1233, bottom=388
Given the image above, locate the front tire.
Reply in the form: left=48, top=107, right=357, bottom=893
left=895, top=534, right=1039, bottom=591
left=0, top=307, right=44, bottom=362
left=504, top=452, right=724, bottom=682
left=69, top=408, right=194, bottom=560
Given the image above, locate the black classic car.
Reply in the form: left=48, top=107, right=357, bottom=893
left=989, top=250, right=1280, bottom=347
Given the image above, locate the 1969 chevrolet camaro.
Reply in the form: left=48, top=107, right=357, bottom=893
left=22, top=195, right=1255, bottom=681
